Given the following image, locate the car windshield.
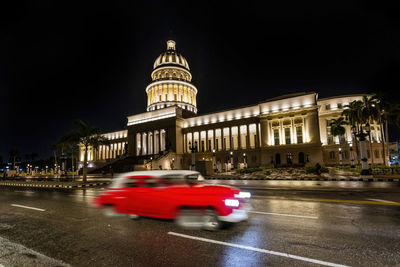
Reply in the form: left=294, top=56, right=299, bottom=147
left=158, top=174, right=202, bottom=187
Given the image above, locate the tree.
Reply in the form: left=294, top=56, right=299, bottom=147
left=329, top=117, right=347, bottom=164
left=372, top=92, right=400, bottom=166
left=51, top=144, right=59, bottom=173
left=8, top=149, right=20, bottom=170
left=342, top=100, right=364, bottom=164
left=361, top=95, right=379, bottom=165
left=60, top=120, right=109, bottom=183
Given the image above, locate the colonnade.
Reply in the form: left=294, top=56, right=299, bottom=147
left=264, top=116, right=306, bottom=146
left=136, top=129, right=167, bottom=156
left=147, top=83, right=196, bottom=106
left=184, top=123, right=261, bottom=153
left=81, top=142, right=128, bottom=162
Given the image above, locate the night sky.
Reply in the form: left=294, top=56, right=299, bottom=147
left=1, top=1, right=399, bottom=161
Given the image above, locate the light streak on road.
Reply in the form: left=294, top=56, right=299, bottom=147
left=168, top=232, right=350, bottom=267
left=11, top=204, right=46, bottom=212
left=248, top=210, right=318, bottom=219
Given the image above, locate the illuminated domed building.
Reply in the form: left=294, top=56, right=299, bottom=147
left=79, top=40, right=387, bottom=172
left=147, top=40, right=197, bottom=113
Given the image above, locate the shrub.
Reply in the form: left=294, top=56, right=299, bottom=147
left=305, top=164, right=316, bottom=174
left=320, top=166, right=329, bottom=173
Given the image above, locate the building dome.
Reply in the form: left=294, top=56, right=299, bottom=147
left=153, top=40, right=190, bottom=70
left=146, top=40, right=198, bottom=114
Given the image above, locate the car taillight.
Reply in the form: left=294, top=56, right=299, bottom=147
left=234, top=191, right=251, bottom=199
left=224, top=199, right=240, bottom=207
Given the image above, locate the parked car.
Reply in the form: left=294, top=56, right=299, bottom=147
left=94, top=170, right=250, bottom=230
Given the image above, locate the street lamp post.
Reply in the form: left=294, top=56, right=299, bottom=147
left=338, top=147, right=342, bottom=165
left=230, top=151, right=233, bottom=170
left=243, top=153, right=247, bottom=168
left=349, top=143, right=355, bottom=168
left=352, top=123, right=371, bottom=176
left=188, top=141, right=197, bottom=170
left=212, top=149, right=216, bottom=172
left=150, top=157, right=153, bottom=170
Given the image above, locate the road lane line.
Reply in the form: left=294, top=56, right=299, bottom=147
left=253, top=196, right=400, bottom=206
left=248, top=211, right=318, bottom=219
left=11, top=204, right=45, bottom=212
left=168, top=232, right=349, bottom=267
left=366, top=198, right=398, bottom=203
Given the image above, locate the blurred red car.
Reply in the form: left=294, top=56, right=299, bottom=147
left=94, top=170, right=250, bottom=230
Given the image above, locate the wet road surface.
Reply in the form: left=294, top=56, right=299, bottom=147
left=1, top=185, right=400, bottom=266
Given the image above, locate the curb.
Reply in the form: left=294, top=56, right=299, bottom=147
left=204, top=177, right=400, bottom=182
left=0, top=182, right=110, bottom=189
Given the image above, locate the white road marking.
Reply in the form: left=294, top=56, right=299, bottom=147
left=168, top=232, right=349, bottom=267
left=248, top=210, right=318, bottom=219
left=366, top=198, right=398, bottom=203
left=11, top=204, right=45, bottom=212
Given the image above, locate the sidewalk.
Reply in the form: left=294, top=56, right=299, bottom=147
left=205, top=172, right=400, bottom=182
left=0, top=179, right=110, bottom=189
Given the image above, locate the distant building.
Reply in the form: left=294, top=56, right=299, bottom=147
left=79, top=40, right=387, bottom=171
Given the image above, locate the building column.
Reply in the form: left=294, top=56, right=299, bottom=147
left=238, top=126, right=241, bottom=150
left=229, top=127, right=232, bottom=151
left=153, top=130, right=156, bottom=154
left=213, top=129, right=216, bottom=151
left=291, top=118, right=295, bottom=144
left=305, top=110, right=320, bottom=144
left=246, top=124, right=248, bottom=149
left=206, top=130, right=209, bottom=152
left=260, top=118, right=268, bottom=147
left=140, top=133, right=143, bottom=155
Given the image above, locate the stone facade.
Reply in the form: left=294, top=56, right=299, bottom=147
left=79, top=40, right=386, bottom=171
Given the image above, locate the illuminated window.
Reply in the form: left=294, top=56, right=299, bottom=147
left=296, top=126, right=303, bottom=144
left=285, top=128, right=291, bottom=145
left=274, top=129, right=280, bottom=146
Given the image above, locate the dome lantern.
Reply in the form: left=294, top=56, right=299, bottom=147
left=167, top=40, right=176, bottom=50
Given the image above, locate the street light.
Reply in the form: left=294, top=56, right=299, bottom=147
left=243, top=153, right=247, bottom=168
left=212, top=149, right=217, bottom=172
left=230, top=151, right=233, bottom=170
left=349, top=143, right=355, bottom=168
left=188, top=141, right=197, bottom=170
left=352, top=124, right=371, bottom=176
left=150, top=157, right=153, bottom=170
left=338, top=147, right=342, bottom=165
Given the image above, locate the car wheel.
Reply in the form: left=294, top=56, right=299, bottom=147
left=202, top=209, right=221, bottom=231
left=175, top=208, right=203, bottom=229
left=103, top=205, right=117, bottom=217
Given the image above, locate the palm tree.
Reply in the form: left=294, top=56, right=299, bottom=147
left=60, top=120, right=109, bottom=183
left=329, top=117, right=347, bottom=165
left=8, top=148, right=20, bottom=170
left=361, top=95, right=379, bottom=165
left=342, top=100, right=364, bottom=164
left=372, top=92, right=400, bottom=166
left=51, top=144, right=59, bottom=174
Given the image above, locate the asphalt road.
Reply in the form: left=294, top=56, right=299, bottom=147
left=1, top=185, right=400, bottom=267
